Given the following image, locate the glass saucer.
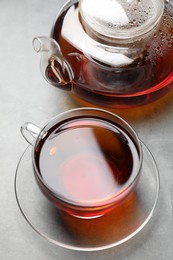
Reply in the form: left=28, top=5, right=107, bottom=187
left=14, top=143, right=159, bottom=251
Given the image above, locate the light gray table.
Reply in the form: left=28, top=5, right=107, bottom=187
left=0, top=0, right=173, bottom=259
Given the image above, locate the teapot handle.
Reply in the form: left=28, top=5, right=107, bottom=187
left=33, top=37, right=73, bottom=90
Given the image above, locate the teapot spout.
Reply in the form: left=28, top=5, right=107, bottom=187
left=33, top=36, right=73, bottom=90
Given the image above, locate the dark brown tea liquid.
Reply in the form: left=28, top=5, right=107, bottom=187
left=35, top=116, right=140, bottom=217
left=50, top=0, right=173, bottom=108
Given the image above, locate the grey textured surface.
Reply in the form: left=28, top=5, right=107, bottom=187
left=0, top=0, right=173, bottom=259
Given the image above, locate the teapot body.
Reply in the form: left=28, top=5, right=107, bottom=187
left=43, top=0, right=173, bottom=108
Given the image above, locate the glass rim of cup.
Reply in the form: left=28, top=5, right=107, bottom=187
left=31, top=107, right=143, bottom=208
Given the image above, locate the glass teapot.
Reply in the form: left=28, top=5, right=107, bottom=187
left=33, top=0, right=173, bottom=108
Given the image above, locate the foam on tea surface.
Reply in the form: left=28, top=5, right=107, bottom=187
left=35, top=117, right=140, bottom=206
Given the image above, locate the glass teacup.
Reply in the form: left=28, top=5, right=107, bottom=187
left=21, top=108, right=142, bottom=219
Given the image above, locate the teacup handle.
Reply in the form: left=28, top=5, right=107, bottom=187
left=20, top=122, right=41, bottom=145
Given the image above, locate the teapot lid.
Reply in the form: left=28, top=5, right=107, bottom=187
left=79, top=0, right=164, bottom=42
